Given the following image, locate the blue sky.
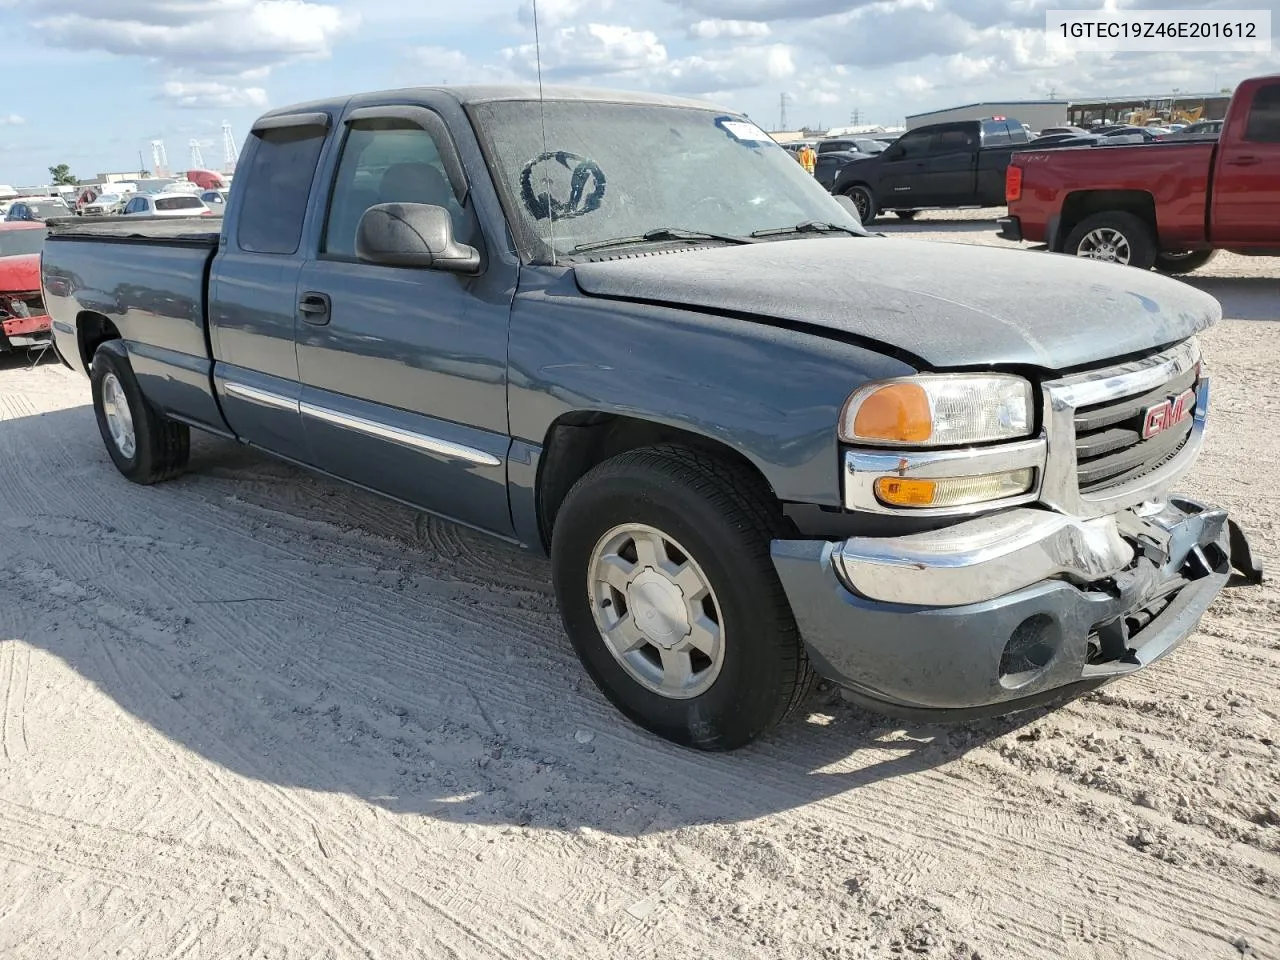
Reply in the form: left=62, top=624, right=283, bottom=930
left=0, top=0, right=1274, bottom=186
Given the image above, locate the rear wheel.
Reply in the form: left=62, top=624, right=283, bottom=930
left=1154, top=249, right=1218, bottom=274
left=842, top=184, right=877, bottom=224
left=893, top=210, right=918, bottom=221
left=90, top=342, right=190, bottom=484
left=550, top=445, right=815, bottom=750
left=1063, top=212, right=1157, bottom=270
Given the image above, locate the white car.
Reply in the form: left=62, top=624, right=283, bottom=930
left=120, top=193, right=212, bottom=218
left=81, top=193, right=125, bottom=216
left=200, top=189, right=229, bottom=210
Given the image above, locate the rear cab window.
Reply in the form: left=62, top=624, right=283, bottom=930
left=236, top=121, right=329, bottom=254
left=981, top=120, right=1012, bottom=146
left=155, top=196, right=203, bottom=211
left=1243, top=82, right=1280, bottom=142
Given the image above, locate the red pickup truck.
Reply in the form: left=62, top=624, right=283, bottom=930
left=998, top=74, right=1280, bottom=272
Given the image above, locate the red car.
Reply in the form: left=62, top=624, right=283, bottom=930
left=0, top=221, right=51, bottom=352
left=998, top=73, right=1280, bottom=271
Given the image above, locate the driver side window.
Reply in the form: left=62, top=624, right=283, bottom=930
left=890, top=132, right=931, bottom=160
left=322, top=119, right=466, bottom=260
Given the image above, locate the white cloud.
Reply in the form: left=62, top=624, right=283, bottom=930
left=688, top=18, right=772, bottom=39
left=158, top=81, right=269, bottom=109
left=0, top=114, right=25, bottom=125
left=414, top=46, right=522, bottom=85
left=33, top=0, right=354, bottom=76
left=504, top=23, right=667, bottom=78
left=516, top=0, right=615, bottom=27
left=666, top=43, right=797, bottom=94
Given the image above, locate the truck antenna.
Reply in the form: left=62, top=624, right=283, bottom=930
left=532, top=0, right=555, bottom=265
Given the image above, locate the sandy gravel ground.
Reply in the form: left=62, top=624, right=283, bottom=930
left=1, top=215, right=1277, bottom=960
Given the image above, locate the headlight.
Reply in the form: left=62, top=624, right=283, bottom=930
left=840, top=374, right=1033, bottom=447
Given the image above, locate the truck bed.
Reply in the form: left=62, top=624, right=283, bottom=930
left=1008, top=140, right=1216, bottom=248
left=42, top=221, right=227, bottom=433
left=45, top=216, right=223, bottom=245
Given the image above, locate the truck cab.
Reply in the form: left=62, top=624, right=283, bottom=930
left=829, top=117, right=1030, bottom=222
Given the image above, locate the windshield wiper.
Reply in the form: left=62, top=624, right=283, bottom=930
left=569, top=227, right=757, bottom=255
left=750, top=220, right=864, bottom=239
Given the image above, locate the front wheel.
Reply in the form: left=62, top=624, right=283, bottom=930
left=842, top=184, right=877, bottom=224
left=1154, top=249, right=1219, bottom=274
left=90, top=342, right=190, bottom=484
left=893, top=210, right=918, bottom=221
left=550, top=445, right=815, bottom=750
left=1063, top=211, right=1157, bottom=270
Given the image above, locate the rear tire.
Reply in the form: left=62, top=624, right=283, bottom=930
left=90, top=342, right=190, bottom=484
left=1154, top=249, right=1218, bottom=274
left=550, top=444, right=816, bottom=750
left=1063, top=211, right=1157, bottom=270
left=893, top=210, right=918, bottom=221
left=842, top=184, right=878, bottom=224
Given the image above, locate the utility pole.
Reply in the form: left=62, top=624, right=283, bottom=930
left=779, top=92, right=790, bottom=131
left=849, top=108, right=862, bottom=126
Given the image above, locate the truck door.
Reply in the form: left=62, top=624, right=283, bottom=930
left=1211, top=81, right=1280, bottom=244
left=922, top=125, right=979, bottom=205
left=877, top=129, right=932, bottom=208
left=207, top=113, right=330, bottom=463
left=293, top=103, right=517, bottom=537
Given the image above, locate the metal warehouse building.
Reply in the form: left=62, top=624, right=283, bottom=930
left=905, top=100, right=1069, bottom=132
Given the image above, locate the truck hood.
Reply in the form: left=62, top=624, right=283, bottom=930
left=571, top=237, right=1221, bottom=370
left=0, top=253, right=39, bottom=293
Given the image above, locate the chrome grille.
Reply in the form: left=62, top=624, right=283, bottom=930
left=1073, top=363, right=1198, bottom=493
left=1040, top=338, right=1206, bottom=519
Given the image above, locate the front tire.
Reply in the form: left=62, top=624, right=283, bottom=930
left=1063, top=211, right=1157, bottom=270
left=90, top=342, right=190, bottom=484
left=842, top=184, right=878, bottom=224
left=550, top=445, right=815, bottom=750
left=893, top=210, right=918, bottom=221
left=1154, top=249, right=1218, bottom=274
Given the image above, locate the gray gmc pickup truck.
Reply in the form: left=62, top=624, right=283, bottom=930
left=40, top=85, right=1261, bottom=751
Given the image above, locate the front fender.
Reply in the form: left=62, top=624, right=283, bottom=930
left=506, top=268, right=916, bottom=508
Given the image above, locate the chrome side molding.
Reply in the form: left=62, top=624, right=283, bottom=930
left=220, top=379, right=501, bottom=468
left=299, top=402, right=501, bottom=467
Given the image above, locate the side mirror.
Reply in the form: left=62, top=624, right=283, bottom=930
left=355, top=202, right=480, bottom=274
left=833, top=194, right=862, bottom=225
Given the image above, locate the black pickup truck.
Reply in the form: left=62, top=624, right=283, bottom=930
left=40, top=85, right=1260, bottom=751
left=829, top=117, right=1031, bottom=222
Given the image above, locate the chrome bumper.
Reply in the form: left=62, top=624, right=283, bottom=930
left=834, top=498, right=1227, bottom=607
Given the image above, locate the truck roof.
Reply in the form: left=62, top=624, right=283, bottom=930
left=255, top=85, right=737, bottom=125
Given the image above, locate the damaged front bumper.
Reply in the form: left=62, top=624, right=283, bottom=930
left=771, top=496, right=1262, bottom=720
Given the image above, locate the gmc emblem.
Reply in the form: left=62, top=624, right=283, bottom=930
left=1142, top=387, right=1196, bottom=440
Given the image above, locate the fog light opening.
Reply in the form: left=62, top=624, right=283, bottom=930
left=999, top=614, right=1061, bottom=690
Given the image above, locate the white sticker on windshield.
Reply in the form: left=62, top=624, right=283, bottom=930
left=719, top=120, right=770, bottom=142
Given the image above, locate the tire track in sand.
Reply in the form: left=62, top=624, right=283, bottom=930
left=0, top=642, right=30, bottom=763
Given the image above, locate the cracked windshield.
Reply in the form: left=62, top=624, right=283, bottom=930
left=470, top=99, right=862, bottom=259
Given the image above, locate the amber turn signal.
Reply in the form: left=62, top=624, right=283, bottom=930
left=874, top=477, right=937, bottom=506
left=851, top=383, right=932, bottom=443
left=874, top=469, right=1036, bottom=509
